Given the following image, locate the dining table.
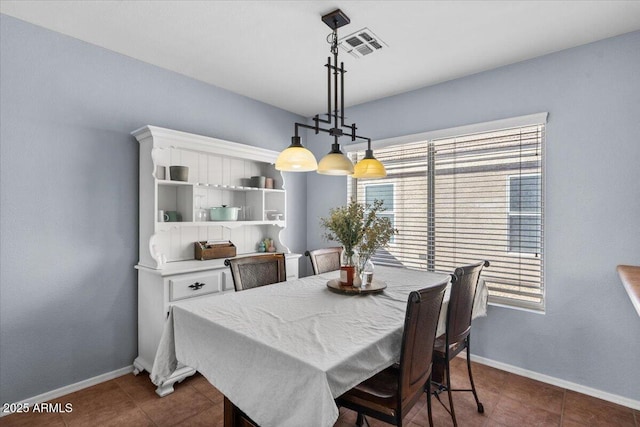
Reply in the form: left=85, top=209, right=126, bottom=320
left=151, top=265, right=488, bottom=427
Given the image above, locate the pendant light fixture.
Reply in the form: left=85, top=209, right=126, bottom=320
left=275, top=136, right=318, bottom=172
left=352, top=139, right=387, bottom=178
left=317, top=140, right=354, bottom=175
left=275, top=9, right=386, bottom=179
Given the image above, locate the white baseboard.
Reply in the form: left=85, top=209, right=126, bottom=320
left=466, top=353, right=640, bottom=411
left=1, top=365, right=134, bottom=417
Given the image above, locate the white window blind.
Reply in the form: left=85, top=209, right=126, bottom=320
left=348, top=122, right=545, bottom=310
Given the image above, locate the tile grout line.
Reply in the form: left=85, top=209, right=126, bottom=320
left=184, top=381, right=219, bottom=422
left=189, top=381, right=219, bottom=405
left=160, top=379, right=222, bottom=426
left=483, top=370, right=510, bottom=426
left=559, top=388, right=566, bottom=427
left=56, top=392, right=72, bottom=427
left=114, top=375, right=159, bottom=427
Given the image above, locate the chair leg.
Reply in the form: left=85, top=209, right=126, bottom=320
left=426, top=377, right=434, bottom=427
left=445, top=357, right=458, bottom=427
left=356, top=412, right=364, bottom=427
left=466, top=337, right=484, bottom=413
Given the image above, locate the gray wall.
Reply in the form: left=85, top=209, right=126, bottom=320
left=306, top=31, right=640, bottom=401
left=0, top=15, right=307, bottom=404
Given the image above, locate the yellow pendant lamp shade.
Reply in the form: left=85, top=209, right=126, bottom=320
left=353, top=157, right=387, bottom=179
left=275, top=137, right=318, bottom=172
left=317, top=143, right=354, bottom=175
left=352, top=144, right=387, bottom=179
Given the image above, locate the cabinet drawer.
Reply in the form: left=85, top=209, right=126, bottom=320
left=169, top=271, right=223, bottom=302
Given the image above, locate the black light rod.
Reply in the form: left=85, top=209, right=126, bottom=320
left=294, top=122, right=369, bottom=142
left=340, top=61, right=345, bottom=127
left=315, top=115, right=331, bottom=125
left=333, top=29, right=339, bottom=134
left=326, top=56, right=331, bottom=120
left=295, top=122, right=331, bottom=137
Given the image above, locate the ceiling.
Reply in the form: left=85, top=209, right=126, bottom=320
left=2, top=1, right=640, bottom=117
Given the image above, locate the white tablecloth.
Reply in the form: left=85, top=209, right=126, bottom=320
left=151, top=266, right=487, bottom=427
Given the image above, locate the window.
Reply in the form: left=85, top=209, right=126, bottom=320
left=508, top=174, right=541, bottom=255
left=364, top=183, right=395, bottom=242
left=348, top=117, right=545, bottom=310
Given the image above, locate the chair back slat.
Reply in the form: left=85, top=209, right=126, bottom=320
left=446, top=260, right=489, bottom=345
left=304, top=247, right=342, bottom=275
left=398, top=279, right=448, bottom=415
left=225, top=253, right=286, bottom=292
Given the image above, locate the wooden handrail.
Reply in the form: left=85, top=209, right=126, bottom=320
left=617, top=265, right=640, bottom=317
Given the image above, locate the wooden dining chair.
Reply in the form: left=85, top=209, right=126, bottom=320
left=224, top=253, right=286, bottom=292
left=336, top=278, right=449, bottom=427
left=431, top=260, right=489, bottom=427
left=304, top=247, right=342, bottom=275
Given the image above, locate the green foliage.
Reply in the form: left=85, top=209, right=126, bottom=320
left=320, top=199, right=397, bottom=264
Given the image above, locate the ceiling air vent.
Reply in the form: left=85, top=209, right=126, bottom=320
left=338, top=27, right=387, bottom=59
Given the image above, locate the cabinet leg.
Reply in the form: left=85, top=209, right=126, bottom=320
left=132, top=359, right=145, bottom=376
left=156, top=382, right=176, bottom=397
left=154, top=365, right=197, bottom=397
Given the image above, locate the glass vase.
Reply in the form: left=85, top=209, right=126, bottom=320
left=360, top=257, right=374, bottom=286
left=341, top=247, right=356, bottom=266
left=340, top=247, right=359, bottom=286
left=352, top=251, right=362, bottom=287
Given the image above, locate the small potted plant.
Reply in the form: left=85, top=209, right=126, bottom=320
left=320, top=199, right=397, bottom=286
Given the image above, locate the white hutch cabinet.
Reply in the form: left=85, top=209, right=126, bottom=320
left=132, top=126, right=301, bottom=396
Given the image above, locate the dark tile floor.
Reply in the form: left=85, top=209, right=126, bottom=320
left=2, top=358, right=637, bottom=426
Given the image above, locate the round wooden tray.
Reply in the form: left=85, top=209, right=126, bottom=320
left=326, top=279, right=387, bottom=295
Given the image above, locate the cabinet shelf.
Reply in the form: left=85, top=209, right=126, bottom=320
left=136, top=253, right=301, bottom=277
left=195, top=183, right=284, bottom=193
left=156, top=220, right=285, bottom=231
left=157, top=179, right=192, bottom=187
left=158, top=180, right=285, bottom=194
